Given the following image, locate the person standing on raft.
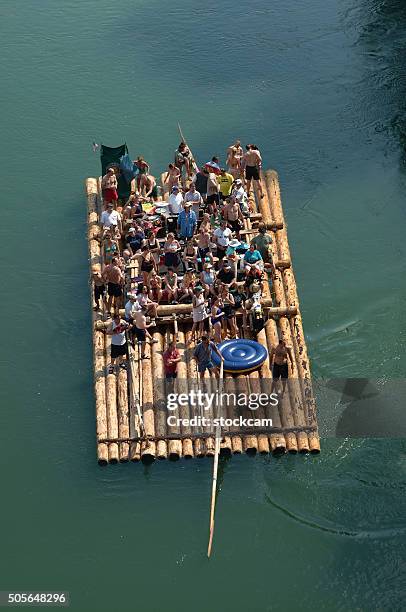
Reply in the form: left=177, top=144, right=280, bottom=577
left=243, top=144, right=264, bottom=198
left=269, top=338, right=293, bottom=395
left=132, top=305, right=158, bottom=359
left=103, top=257, right=124, bottom=314
left=101, top=167, right=118, bottom=205
left=193, top=334, right=224, bottom=380
left=107, top=313, right=131, bottom=373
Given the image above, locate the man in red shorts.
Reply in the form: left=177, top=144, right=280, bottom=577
left=101, top=167, right=118, bottom=205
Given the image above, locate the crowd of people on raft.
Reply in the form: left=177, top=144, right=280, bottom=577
left=93, top=141, right=292, bottom=381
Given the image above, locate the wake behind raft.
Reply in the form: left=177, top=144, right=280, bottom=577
left=212, top=339, right=268, bottom=374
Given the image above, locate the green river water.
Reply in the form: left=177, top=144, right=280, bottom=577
left=1, top=1, right=405, bottom=610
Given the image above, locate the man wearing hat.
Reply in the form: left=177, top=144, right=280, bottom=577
left=216, top=260, right=237, bottom=290
left=125, top=224, right=145, bottom=256
left=168, top=185, right=184, bottom=215
left=177, top=202, right=197, bottom=241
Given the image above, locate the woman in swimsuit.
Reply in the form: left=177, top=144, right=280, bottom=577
left=163, top=233, right=181, bottom=270
left=182, top=239, right=198, bottom=272
left=219, top=284, right=237, bottom=338
left=200, top=262, right=216, bottom=298
left=178, top=269, right=196, bottom=303
left=210, top=297, right=224, bottom=344
left=146, top=229, right=161, bottom=265
left=163, top=268, right=178, bottom=303
left=199, top=213, right=212, bottom=234
left=138, top=245, right=157, bottom=286
left=103, top=233, right=119, bottom=264
left=148, top=270, right=162, bottom=303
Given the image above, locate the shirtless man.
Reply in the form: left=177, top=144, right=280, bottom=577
left=102, top=257, right=124, bottom=313
left=91, top=266, right=106, bottom=311
left=196, top=226, right=213, bottom=265
left=101, top=167, right=118, bottom=205
left=164, top=163, right=181, bottom=192
left=243, top=144, right=264, bottom=198
left=269, top=338, right=293, bottom=395
left=143, top=174, right=158, bottom=200
left=223, top=195, right=243, bottom=237
left=132, top=305, right=158, bottom=359
left=226, top=140, right=243, bottom=178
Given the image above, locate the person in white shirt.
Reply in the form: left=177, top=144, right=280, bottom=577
left=184, top=182, right=203, bottom=219
left=232, top=179, right=249, bottom=216
left=168, top=185, right=184, bottom=215
left=213, top=220, right=232, bottom=260
left=100, top=202, right=122, bottom=232
left=106, top=314, right=130, bottom=373
left=124, top=293, right=138, bottom=322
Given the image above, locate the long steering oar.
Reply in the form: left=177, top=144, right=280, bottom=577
left=207, top=359, right=224, bottom=557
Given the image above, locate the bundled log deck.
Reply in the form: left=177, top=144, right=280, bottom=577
left=86, top=169, right=320, bottom=465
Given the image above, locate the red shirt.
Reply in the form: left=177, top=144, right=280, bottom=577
left=163, top=348, right=180, bottom=375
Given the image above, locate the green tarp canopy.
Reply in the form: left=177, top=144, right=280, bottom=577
left=100, top=143, right=131, bottom=200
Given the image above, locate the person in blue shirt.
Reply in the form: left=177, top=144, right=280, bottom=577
left=177, top=202, right=197, bottom=240
left=243, top=244, right=264, bottom=269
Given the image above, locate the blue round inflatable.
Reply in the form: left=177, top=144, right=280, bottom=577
left=212, top=339, right=268, bottom=373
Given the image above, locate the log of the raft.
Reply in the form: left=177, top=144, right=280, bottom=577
left=256, top=327, right=286, bottom=454
left=140, top=341, right=156, bottom=461
left=117, top=368, right=130, bottom=461
left=289, top=315, right=320, bottom=453
left=249, top=368, right=269, bottom=454
left=93, top=329, right=109, bottom=465
left=255, top=177, right=275, bottom=226
left=164, top=331, right=183, bottom=460
left=185, top=330, right=206, bottom=458
left=278, top=317, right=309, bottom=453
left=87, top=178, right=109, bottom=465
left=178, top=330, right=194, bottom=458
left=264, top=319, right=298, bottom=452
left=237, top=375, right=258, bottom=455
left=129, top=341, right=142, bottom=461
left=151, top=331, right=168, bottom=459
left=264, top=170, right=285, bottom=227
left=105, top=368, right=119, bottom=463
left=156, top=302, right=295, bottom=317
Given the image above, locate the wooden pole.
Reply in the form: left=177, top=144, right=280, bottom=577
left=278, top=317, right=309, bottom=452
left=207, top=360, right=223, bottom=558
left=178, top=329, right=194, bottom=458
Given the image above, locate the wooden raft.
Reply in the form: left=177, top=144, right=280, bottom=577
left=86, top=170, right=320, bottom=465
